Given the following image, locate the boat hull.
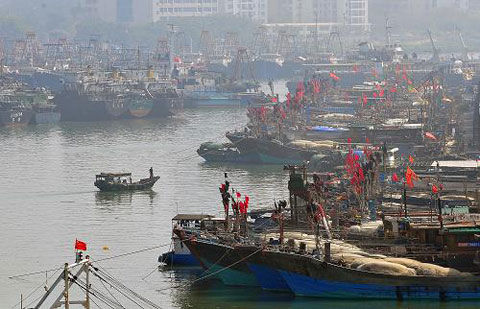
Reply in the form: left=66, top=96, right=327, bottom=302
left=94, top=176, right=159, bottom=192
left=33, top=111, right=61, bottom=124
left=0, top=109, right=34, bottom=127
left=159, top=251, right=200, bottom=266
left=247, top=263, right=291, bottom=292
left=56, top=90, right=175, bottom=122
left=228, top=135, right=316, bottom=165
left=279, top=269, right=480, bottom=300
left=55, top=91, right=120, bottom=122
left=128, top=98, right=154, bottom=118
left=181, top=239, right=259, bottom=286
left=256, top=251, right=480, bottom=300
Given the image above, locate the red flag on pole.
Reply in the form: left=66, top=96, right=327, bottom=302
left=329, top=72, right=340, bottom=81
left=425, top=132, right=437, bottom=140
left=362, top=94, right=368, bottom=106
left=392, top=173, right=399, bottom=182
left=432, top=184, right=439, bottom=194
left=405, top=167, right=418, bottom=188
left=75, top=239, right=87, bottom=251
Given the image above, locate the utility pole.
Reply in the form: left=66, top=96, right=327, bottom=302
left=35, top=259, right=91, bottom=308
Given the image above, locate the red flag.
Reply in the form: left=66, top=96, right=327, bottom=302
left=296, top=82, right=305, bottom=93
left=236, top=192, right=241, bottom=198
left=425, top=132, right=437, bottom=140
left=75, top=239, right=87, bottom=251
left=379, top=89, right=385, bottom=97
left=432, top=184, right=439, bottom=194
left=405, top=167, right=418, bottom=188
left=312, top=80, right=321, bottom=93
left=373, top=92, right=378, bottom=98
left=392, top=173, right=399, bottom=182
left=239, top=201, right=245, bottom=214
left=330, top=72, right=340, bottom=81
left=409, top=155, right=414, bottom=164
left=358, top=168, right=365, bottom=181
left=314, top=203, right=326, bottom=222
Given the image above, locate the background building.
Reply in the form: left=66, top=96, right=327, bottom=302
left=77, top=0, right=152, bottom=24
left=152, top=0, right=267, bottom=22
left=265, top=0, right=369, bottom=33
left=153, top=0, right=220, bottom=20
left=221, top=0, right=267, bottom=22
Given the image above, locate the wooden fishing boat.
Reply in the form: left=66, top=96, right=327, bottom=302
left=174, top=229, right=260, bottom=286
left=233, top=245, right=480, bottom=300
left=275, top=252, right=480, bottom=300
left=94, top=172, right=159, bottom=192
left=160, top=214, right=227, bottom=266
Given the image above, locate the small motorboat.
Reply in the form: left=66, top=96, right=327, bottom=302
left=94, top=171, right=159, bottom=192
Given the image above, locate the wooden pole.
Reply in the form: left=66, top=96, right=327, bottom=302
left=85, top=262, right=90, bottom=309
left=64, top=263, right=69, bottom=309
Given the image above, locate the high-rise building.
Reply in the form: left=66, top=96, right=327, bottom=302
left=152, top=0, right=267, bottom=22
left=266, top=0, right=369, bottom=32
left=152, top=0, right=220, bottom=21
left=434, top=0, right=469, bottom=10
left=369, top=0, right=469, bottom=14
left=220, top=0, right=267, bottom=22
left=346, top=0, right=369, bottom=32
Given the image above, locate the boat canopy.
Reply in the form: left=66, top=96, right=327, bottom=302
left=96, top=172, right=132, bottom=177
left=172, top=214, right=213, bottom=221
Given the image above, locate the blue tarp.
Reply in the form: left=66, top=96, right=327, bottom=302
left=310, top=126, right=349, bottom=132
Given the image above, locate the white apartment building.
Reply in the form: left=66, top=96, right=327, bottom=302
left=221, top=0, right=267, bottom=22
left=152, top=0, right=267, bottom=22
left=266, top=0, right=369, bottom=32
left=346, top=0, right=369, bottom=32
left=153, top=0, right=220, bottom=21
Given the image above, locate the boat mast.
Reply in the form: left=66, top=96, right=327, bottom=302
left=427, top=29, right=440, bottom=63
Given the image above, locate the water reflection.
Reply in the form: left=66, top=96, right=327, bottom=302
left=94, top=190, right=157, bottom=207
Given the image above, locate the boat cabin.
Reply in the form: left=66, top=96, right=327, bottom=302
left=172, top=214, right=225, bottom=232
left=95, top=172, right=132, bottom=184
left=170, top=214, right=225, bottom=255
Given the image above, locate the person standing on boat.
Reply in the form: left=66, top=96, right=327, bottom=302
left=149, top=167, right=153, bottom=179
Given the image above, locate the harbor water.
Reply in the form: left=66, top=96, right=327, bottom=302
left=0, top=107, right=478, bottom=308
